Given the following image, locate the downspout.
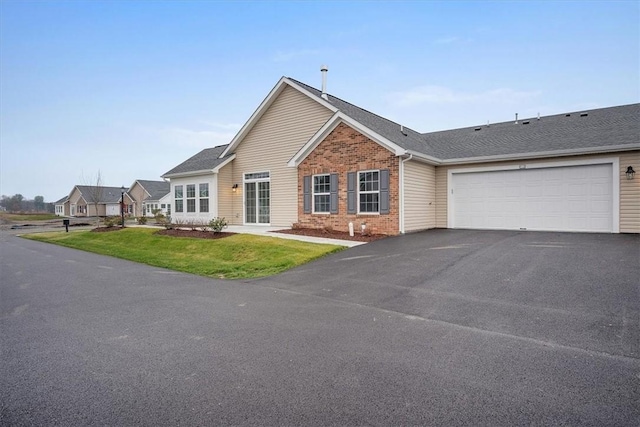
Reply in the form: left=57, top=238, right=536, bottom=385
left=399, top=153, right=413, bottom=234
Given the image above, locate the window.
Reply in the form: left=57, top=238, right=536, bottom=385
left=174, top=185, right=184, bottom=212
left=199, top=183, right=209, bottom=213
left=186, top=184, right=196, bottom=212
left=313, top=174, right=330, bottom=213
left=161, top=204, right=166, bottom=209
left=358, top=170, right=379, bottom=213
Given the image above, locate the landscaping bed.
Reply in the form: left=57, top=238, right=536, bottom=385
left=272, top=228, right=386, bottom=242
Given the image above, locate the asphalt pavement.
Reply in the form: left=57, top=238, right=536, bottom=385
left=1, top=229, right=638, bottom=426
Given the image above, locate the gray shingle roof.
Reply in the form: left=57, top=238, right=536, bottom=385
left=289, top=78, right=437, bottom=155
left=136, top=180, right=170, bottom=200
left=54, top=196, right=68, bottom=204
left=290, top=78, right=639, bottom=160
left=75, top=186, right=128, bottom=204
left=423, top=104, right=640, bottom=160
left=162, top=145, right=231, bottom=176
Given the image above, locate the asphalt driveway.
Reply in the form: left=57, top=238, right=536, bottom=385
left=261, top=229, right=640, bottom=358
left=1, top=229, right=638, bottom=425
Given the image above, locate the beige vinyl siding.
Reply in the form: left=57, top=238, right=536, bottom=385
left=217, top=163, right=234, bottom=221
left=404, top=160, right=436, bottom=232
left=619, top=151, right=640, bottom=233
left=230, top=86, right=333, bottom=226
left=434, top=151, right=640, bottom=233
left=128, top=182, right=148, bottom=216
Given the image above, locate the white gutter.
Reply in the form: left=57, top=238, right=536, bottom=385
left=399, top=153, right=413, bottom=234
left=440, top=144, right=639, bottom=165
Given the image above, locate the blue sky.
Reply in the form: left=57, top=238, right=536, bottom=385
left=1, top=0, right=638, bottom=202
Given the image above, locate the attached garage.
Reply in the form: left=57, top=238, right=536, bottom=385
left=448, top=159, right=618, bottom=233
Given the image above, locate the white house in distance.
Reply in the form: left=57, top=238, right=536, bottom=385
left=127, top=180, right=171, bottom=217
left=162, top=69, right=639, bottom=234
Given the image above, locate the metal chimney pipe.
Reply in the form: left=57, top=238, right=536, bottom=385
left=321, top=65, right=328, bottom=100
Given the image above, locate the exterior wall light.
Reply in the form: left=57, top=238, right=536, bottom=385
left=232, top=184, right=239, bottom=192
left=626, top=166, right=636, bottom=180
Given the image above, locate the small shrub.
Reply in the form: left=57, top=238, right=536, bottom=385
left=208, top=217, right=228, bottom=233
left=137, top=216, right=148, bottom=225
left=154, top=212, right=165, bottom=224
left=102, top=216, right=122, bottom=228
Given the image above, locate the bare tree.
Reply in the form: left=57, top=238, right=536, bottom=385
left=82, top=170, right=104, bottom=226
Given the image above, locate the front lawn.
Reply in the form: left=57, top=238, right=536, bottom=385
left=1, top=212, right=59, bottom=221
left=24, top=228, right=344, bottom=279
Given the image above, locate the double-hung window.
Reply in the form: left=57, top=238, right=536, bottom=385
left=358, top=170, right=380, bottom=213
left=186, top=184, right=196, bottom=213
left=199, top=183, right=209, bottom=213
left=175, top=185, right=184, bottom=212
left=313, top=174, right=330, bottom=213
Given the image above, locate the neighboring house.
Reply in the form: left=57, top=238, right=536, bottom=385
left=54, top=196, right=69, bottom=217
left=163, top=73, right=640, bottom=234
left=67, top=185, right=133, bottom=217
left=127, top=180, right=171, bottom=217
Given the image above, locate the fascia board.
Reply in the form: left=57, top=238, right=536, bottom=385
left=404, top=150, right=442, bottom=165
left=161, top=156, right=234, bottom=179
left=441, top=144, right=640, bottom=165
left=220, top=77, right=289, bottom=157
left=288, top=112, right=406, bottom=167
left=211, top=154, right=236, bottom=172
left=162, top=169, right=216, bottom=179
left=284, top=78, right=339, bottom=113
left=287, top=113, right=342, bottom=167
left=221, top=78, right=338, bottom=158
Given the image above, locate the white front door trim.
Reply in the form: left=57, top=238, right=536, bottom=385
left=447, top=157, right=620, bottom=232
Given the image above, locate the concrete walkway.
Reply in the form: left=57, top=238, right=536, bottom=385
left=225, top=225, right=365, bottom=247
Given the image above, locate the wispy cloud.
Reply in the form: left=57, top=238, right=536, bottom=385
left=433, top=36, right=461, bottom=45
left=387, top=85, right=541, bottom=108
left=272, top=49, right=322, bottom=62
left=152, top=122, right=241, bottom=149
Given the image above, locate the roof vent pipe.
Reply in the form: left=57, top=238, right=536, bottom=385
left=320, top=65, right=328, bottom=100
left=400, top=124, right=407, bottom=136
left=515, top=113, right=518, bottom=124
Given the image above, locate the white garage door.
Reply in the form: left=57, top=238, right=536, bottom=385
left=451, top=164, right=613, bottom=232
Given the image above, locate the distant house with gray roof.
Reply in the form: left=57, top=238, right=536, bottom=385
left=67, top=185, right=133, bottom=217
left=127, top=179, right=171, bottom=217
left=162, top=71, right=639, bottom=234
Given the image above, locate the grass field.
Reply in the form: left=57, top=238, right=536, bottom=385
left=24, top=228, right=344, bottom=279
left=1, top=212, right=59, bottom=221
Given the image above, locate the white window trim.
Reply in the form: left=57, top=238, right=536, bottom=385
left=357, top=169, right=381, bottom=215
left=199, top=183, right=209, bottom=213
left=242, top=171, right=271, bottom=226
left=312, top=173, right=331, bottom=214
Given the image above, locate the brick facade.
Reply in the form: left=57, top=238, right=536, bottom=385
left=297, top=122, right=400, bottom=235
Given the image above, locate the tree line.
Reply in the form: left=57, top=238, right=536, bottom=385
left=0, top=194, right=54, bottom=213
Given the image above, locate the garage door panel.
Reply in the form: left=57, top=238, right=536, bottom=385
left=452, top=164, right=613, bottom=232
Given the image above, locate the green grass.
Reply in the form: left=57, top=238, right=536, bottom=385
left=24, top=228, right=344, bottom=279
left=1, top=212, right=59, bottom=221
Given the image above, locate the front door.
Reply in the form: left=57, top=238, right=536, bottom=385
left=244, top=172, right=270, bottom=224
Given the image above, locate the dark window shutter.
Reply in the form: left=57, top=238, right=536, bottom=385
left=330, top=173, right=338, bottom=214
left=303, top=175, right=311, bottom=214
left=380, top=169, right=390, bottom=214
left=347, top=172, right=356, bottom=214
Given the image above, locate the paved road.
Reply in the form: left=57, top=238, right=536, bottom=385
left=1, top=230, right=638, bottom=426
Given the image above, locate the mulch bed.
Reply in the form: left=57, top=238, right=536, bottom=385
left=272, top=228, right=387, bottom=242
left=155, top=229, right=236, bottom=240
